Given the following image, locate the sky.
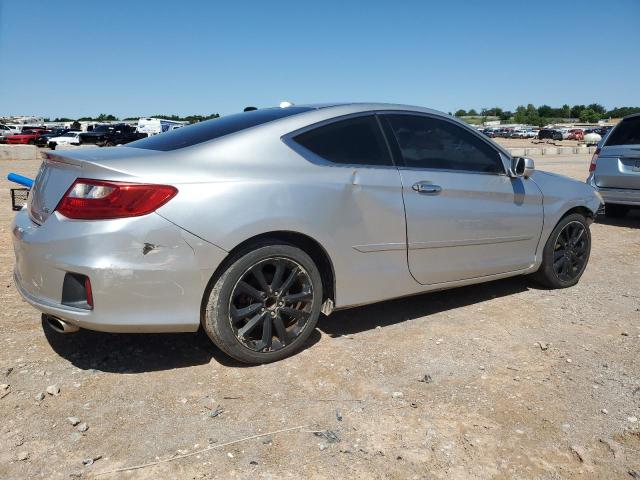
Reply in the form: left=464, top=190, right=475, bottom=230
left=0, top=0, right=638, bottom=118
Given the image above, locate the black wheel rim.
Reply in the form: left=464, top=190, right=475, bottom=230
left=229, top=257, right=314, bottom=353
left=553, top=221, right=588, bottom=282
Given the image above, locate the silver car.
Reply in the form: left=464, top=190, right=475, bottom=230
left=12, top=103, right=602, bottom=363
left=587, top=113, right=640, bottom=217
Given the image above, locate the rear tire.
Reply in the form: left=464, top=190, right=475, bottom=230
left=202, top=243, right=322, bottom=364
left=531, top=213, right=591, bottom=289
left=605, top=204, right=629, bottom=218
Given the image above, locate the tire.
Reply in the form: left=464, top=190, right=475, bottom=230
left=202, top=243, right=323, bottom=364
left=605, top=204, right=629, bottom=218
left=531, top=213, right=591, bottom=289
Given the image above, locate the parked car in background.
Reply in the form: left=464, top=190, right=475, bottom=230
left=137, top=117, right=185, bottom=136
left=47, top=131, right=82, bottom=149
left=482, top=128, right=496, bottom=138
left=5, top=129, right=51, bottom=145
left=0, top=124, right=18, bottom=138
left=538, top=129, right=563, bottom=141
left=567, top=129, right=584, bottom=141
left=33, top=128, right=73, bottom=147
left=79, top=123, right=147, bottom=146
left=526, top=129, right=540, bottom=138
left=509, top=129, right=528, bottom=138
left=13, top=103, right=602, bottom=364
left=587, top=113, right=640, bottom=217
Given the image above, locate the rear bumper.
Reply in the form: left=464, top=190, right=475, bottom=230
left=12, top=209, right=227, bottom=333
left=588, top=175, right=640, bottom=206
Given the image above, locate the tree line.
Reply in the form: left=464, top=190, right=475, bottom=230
left=45, top=113, right=221, bottom=124
left=453, top=104, right=640, bottom=126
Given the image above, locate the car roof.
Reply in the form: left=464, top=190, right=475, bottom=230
left=297, top=102, right=447, bottom=116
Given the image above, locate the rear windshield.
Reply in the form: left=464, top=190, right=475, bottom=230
left=605, top=116, right=640, bottom=146
left=128, top=107, right=313, bottom=151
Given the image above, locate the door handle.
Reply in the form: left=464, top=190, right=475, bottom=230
left=412, top=182, right=442, bottom=194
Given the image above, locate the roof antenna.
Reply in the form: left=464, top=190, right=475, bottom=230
left=243, top=106, right=257, bottom=112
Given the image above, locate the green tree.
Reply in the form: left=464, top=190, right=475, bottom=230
left=513, top=105, right=527, bottom=124
left=570, top=105, right=586, bottom=118
left=537, top=105, right=553, bottom=117
left=454, top=109, right=467, bottom=117
left=467, top=108, right=478, bottom=116
left=95, top=113, right=119, bottom=121
left=579, top=109, right=601, bottom=123
left=561, top=104, right=571, bottom=118
left=606, top=106, right=640, bottom=118
left=587, top=103, right=606, bottom=115
left=499, top=110, right=512, bottom=121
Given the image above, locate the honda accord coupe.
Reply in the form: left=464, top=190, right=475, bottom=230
left=12, top=103, right=602, bottom=363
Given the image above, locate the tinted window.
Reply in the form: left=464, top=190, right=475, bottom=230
left=385, top=115, right=503, bottom=173
left=129, top=107, right=313, bottom=151
left=293, top=116, right=392, bottom=166
left=605, top=116, right=640, bottom=146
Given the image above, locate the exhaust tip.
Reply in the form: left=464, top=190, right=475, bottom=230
left=43, top=314, right=80, bottom=334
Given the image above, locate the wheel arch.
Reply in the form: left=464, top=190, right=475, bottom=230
left=560, top=205, right=595, bottom=223
left=200, top=230, right=336, bottom=318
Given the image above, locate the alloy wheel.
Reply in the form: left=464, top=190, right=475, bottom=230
left=553, top=221, right=588, bottom=282
left=228, top=257, right=314, bottom=352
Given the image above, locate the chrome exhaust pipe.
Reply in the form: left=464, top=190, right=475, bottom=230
left=44, top=314, right=80, bottom=334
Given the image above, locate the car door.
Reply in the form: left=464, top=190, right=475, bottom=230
left=285, top=114, right=411, bottom=306
left=381, top=113, right=543, bottom=285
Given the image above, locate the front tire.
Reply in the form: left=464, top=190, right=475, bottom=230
left=202, top=243, right=322, bottom=364
left=531, top=213, right=591, bottom=289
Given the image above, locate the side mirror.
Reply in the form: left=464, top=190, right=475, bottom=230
left=511, top=157, right=535, bottom=178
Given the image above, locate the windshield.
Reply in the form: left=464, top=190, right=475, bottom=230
left=128, top=107, right=314, bottom=151
left=94, top=125, right=115, bottom=132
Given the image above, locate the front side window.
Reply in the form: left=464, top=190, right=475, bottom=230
left=385, top=114, right=503, bottom=174
left=293, top=115, right=392, bottom=166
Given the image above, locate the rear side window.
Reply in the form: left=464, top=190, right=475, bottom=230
left=384, top=114, right=503, bottom=174
left=129, top=107, right=313, bottom=151
left=293, top=116, right=392, bottom=166
left=605, top=116, right=640, bottom=146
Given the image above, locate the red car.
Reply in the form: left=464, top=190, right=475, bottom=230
left=567, top=129, right=585, bottom=141
left=6, top=129, right=50, bottom=145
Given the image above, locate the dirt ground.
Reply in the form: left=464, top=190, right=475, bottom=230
left=0, top=153, right=638, bottom=480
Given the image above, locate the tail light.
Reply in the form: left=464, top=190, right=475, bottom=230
left=56, top=179, right=177, bottom=220
left=589, top=147, right=600, bottom=172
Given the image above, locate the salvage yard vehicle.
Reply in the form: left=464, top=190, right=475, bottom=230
left=0, top=124, right=18, bottom=138
left=79, top=123, right=147, bottom=146
left=567, top=129, right=584, bottom=141
left=587, top=113, right=640, bottom=217
left=33, top=128, right=75, bottom=147
left=12, top=103, right=602, bottom=364
left=47, top=131, right=82, bottom=149
left=538, top=128, right=563, bottom=141
left=6, top=129, right=49, bottom=145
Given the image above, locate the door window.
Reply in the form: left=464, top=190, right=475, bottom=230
left=385, top=114, right=504, bottom=174
left=293, top=116, right=392, bottom=166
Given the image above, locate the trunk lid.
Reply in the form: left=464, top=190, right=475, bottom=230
left=28, top=147, right=161, bottom=225
left=28, top=155, right=82, bottom=224
left=595, top=145, right=640, bottom=190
